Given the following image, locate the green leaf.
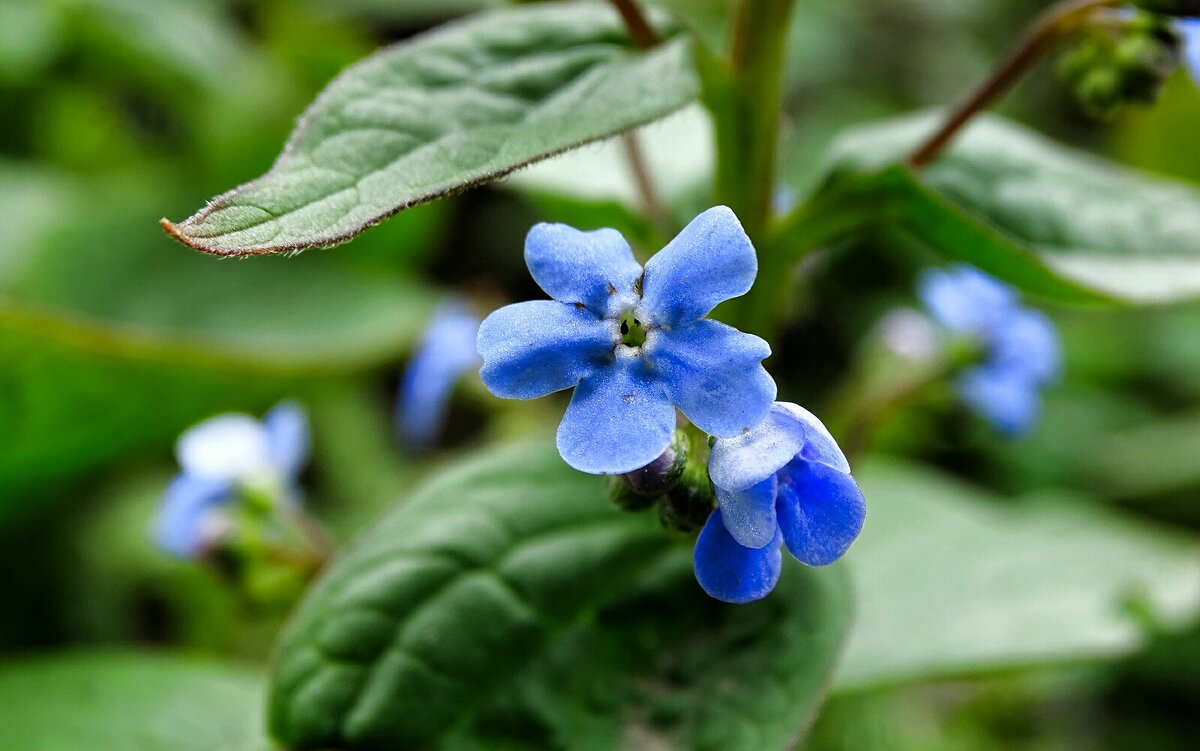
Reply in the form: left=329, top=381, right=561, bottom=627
left=163, top=4, right=699, bottom=256
left=836, top=459, right=1200, bottom=691
left=448, top=552, right=851, bottom=751
left=0, top=166, right=436, bottom=515
left=807, top=113, right=1200, bottom=303
left=0, top=651, right=267, bottom=751
left=267, top=441, right=852, bottom=750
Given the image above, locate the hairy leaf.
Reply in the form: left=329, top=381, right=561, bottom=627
left=163, top=5, right=699, bottom=255
left=268, top=442, right=851, bottom=750
left=809, top=113, right=1200, bottom=304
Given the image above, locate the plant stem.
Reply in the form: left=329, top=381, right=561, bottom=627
left=621, top=131, right=670, bottom=232
left=712, top=0, right=796, bottom=241
left=908, top=0, right=1121, bottom=169
left=608, top=0, right=670, bottom=234
left=608, top=0, right=660, bottom=49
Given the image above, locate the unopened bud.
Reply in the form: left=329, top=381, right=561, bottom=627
left=658, top=458, right=715, bottom=533
left=621, top=430, right=689, bottom=497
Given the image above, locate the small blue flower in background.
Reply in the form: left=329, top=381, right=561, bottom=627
left=695, top=402, right=865, bottom=604
left=156, top=402, right=310, bottom=558
left=396, top=300, right=482, bottom=450
left=477, top=206, right=777, bottom=475
left=1179, top=17, right=1200, bottom=83
left=919, top=265, right=1061, bottom=436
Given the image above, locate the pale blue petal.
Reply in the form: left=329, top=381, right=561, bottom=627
left=155, top=474, right=232, bottom=558
left=525, top=223, right=642, bottom=317
left=478, top=300, right=616, bottom=400
left=774, top=402, right=852, bottom=474
left=693, top=509, right=783, bottom=604
left=776, top=460, right=865, bottom=566
left=919, top=265, right=1018, bottom=334
left=990, top=308, right=1060, bottom=385
left=652, top=319, right=775, bottom=438
left=637, top=206, right=757, bottom=327
left=716, top=475, right=778, bottom=549
left=397, top=302, right=482, bottom=449
left=263, top=401, right=310, bottom=479
left=958, top=365, right=1041, bottom=436
left=175, top=413, right=271, bottom=481
left=555, top=352, right=675, bottom=474
left=1181, top=18, right=1200, bottom=85
left=708, top=402, right=848, bottom=492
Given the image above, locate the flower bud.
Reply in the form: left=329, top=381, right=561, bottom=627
left=1059, top=10, right=1180, bottom=117
left=657, top=459, right=716, bottom=533
left=617, top=429, right=689, bottom=498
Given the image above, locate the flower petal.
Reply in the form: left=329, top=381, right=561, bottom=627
left=478, top=300, right=616, bottom=400
left=918, top=265, right=1017, bottom=334
left=637, top=206, right=756, bottom=326
left=652, top=319, right=775, bottom=438
left=990, top=308, right=1061, bottom=385
left=1182, top=18, right=1200, bottom=85
left=958, top=364, right=1041, bottom=436
left=155, top=474, right=232, bottom=558
left=716, top=475, right=778, bottom=549
left=264, top=401, right=310, bottom=478
left=176, top=413, right=272, bottom=481
left=555, top=351, right=675, bottom=474
left=693, top=509, right=783, bottom=604
left=525, top=223, right=642, bottom=317
left=774, top=402, right=852, bottom=474
left=397, top=301, right=482, bottom=449
left=708, top=401, right=848, bottom=492
left=776, top=460, right=865, bottom=566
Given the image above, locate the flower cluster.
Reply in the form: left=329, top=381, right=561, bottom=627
left=156, top=402, right=309, bottom=558
left=476, top=207, right=865, bottom=603
left=919, top=265, right=1061, bottom=435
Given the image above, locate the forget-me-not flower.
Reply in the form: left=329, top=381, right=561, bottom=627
left=396, top=300, right=481, bottom=450
left=919, top=265, right=1061, bottom=436
left=156, top=402, right=310, bottom=558
left=477, top=206, right=777, bottom=475
left=695, top=402, right=866, bottom=604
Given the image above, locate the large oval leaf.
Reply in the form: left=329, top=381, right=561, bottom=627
left=163, top=4, right=699, bottom=255
left=810, top=113, right=1200, bottom=304
left=0, top=651, right=267, bottom=751
left=835, top=459, right=1200, bottom=691
left=268, top=441, right=852, bottom=750
left=445, top=551, right=852, bottom=751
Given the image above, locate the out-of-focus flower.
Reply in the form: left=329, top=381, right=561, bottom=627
left=919, top=265, right=1061, bottom=435
left=155, top=402, right=310, bottom=558
left=1179, top=17, right=1200, bottom=81
left=396, top=300, right=481, bottom=450
left=695, top=402, right=865, bottom=604
left=476, top=206, right=776, bottom=475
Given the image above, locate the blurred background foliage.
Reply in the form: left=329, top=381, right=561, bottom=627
left=1, top=0, right=1198, bottom=749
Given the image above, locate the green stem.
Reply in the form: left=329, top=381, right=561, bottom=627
left=709, top=0, right=796, bottom=241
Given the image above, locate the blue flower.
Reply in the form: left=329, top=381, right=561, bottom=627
left=695, top=402, right=866, bottom=604
left=1179, top=17, right=1200, bottom=83
left=155, top=402, right=310, bottom=558
left=918, top=265, right=1061, bottom=435
left=477, top=206, right=777, bottom=474
left=396, top=300, right=481, bottom=450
